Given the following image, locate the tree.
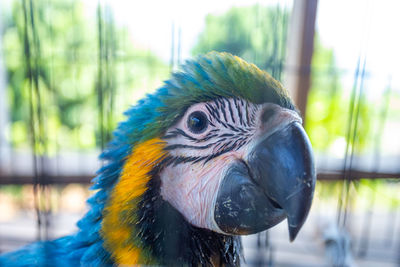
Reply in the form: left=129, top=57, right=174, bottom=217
left=192, top=5, right=289, bottom=80
left=1, top=0, right=169, bottom=151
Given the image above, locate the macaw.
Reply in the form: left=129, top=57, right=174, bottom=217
left=0, top=52, right=316, bottom=266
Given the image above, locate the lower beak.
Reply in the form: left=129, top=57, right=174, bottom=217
left=214, top=122, right=316, bottom=241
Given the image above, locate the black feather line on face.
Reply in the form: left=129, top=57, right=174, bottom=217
left=196, top=133, right=219, bottom=143
left=244, top=101, right=250, bottom=127
left=233, top=98, right=244, bottom=127
left=164, top=143, right=214, bottom=151
left=227, top=100, right=235, bottom=124
left=208, top=118, right=216, bottom=127
left=219, top=133, right=234, bottom=138
left=163, top=133, right=178, bottom=139
left=237, top=104, right=243, bottom=126
left=225, top=123, right=240, bottom=132
left=220, top=103, right=228, bottom=122
left=135, top=166, right=242, bottom=266
left=172, top=128, right=198, bottom=141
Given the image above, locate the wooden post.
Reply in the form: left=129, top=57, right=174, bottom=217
left=284, top=0, right=318, bottom=121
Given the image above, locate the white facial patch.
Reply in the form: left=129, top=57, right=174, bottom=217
left=159, top=154, right=241, bottom=233
left=159, top=97, right=301, bottom=232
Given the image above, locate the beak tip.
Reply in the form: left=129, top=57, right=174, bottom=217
left=288, top=225, right=300, bottom=242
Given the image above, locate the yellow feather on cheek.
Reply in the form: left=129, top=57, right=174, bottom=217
left=101, top=138, right=167, bottom=265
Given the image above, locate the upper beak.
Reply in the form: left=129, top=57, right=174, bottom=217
left=249, top=122, right=316, bottom=241
left=214, top=121, right=316, bottom=241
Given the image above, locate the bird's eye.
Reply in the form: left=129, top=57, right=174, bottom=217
left=187, top=111, right=209, bottom=134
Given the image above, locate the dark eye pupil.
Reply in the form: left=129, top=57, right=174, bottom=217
left=187, top=111, right=208, bottom=134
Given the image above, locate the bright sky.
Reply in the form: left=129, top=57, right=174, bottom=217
left=316, top=0, right=400, bottom=95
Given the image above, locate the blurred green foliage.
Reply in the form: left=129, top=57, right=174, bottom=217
left=306, top=36, right=347, bottom=151
left=1, top=0, right=169, bottom=152
left=306, top=36, right=372, bottom=153
left=192, top=5, right=289, bottom=81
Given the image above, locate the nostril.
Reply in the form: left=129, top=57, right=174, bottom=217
left=267, top=196, right=282, bottom=209
left=261, top=107, right=277, bottom=123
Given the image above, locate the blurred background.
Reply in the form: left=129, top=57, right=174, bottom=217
left=0, top=0, right=399, bottom=266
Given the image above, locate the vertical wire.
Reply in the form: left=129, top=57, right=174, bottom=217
left=265, top=230, right=273, bottom=267
left=336, top=55, right=361, bottom=227
left=29, top=0, right=50, bottom=245
left=97, top=0, right=105, bottom=151
left=45, top=0, right=56, bottom=242
left=104, top=2, right=109, bottom=143
left=255, top=231, right=267, bottom=267
left=250, top=3, right=258, bottom=68
left=342, top=57, right=367, bottom=227
left=22, top=0, right=51, bottom=251
left=21, top=0, right=42, bottom=242
left=31, top=0, right=52, bottom=244
left=271, top=5, right=279, bottom=79
left=121, top=8, right=128, bottom=117
left=278, top=4, right=288, bottom=82
left=71, top=0, right=83, bottom=173
left=104, top=1, right=114, bottom=144
left=103, top=1, right=109, bottom=145
left=264, top=10, right=274, bottom=76
left=96, top=0, right=115, bottom=153
left=252, top=3, right=259, bottom=66
left=256, top=232, right=262, bottom=266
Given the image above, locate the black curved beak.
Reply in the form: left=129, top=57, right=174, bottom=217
left=214, top=122, right=315, bottom=241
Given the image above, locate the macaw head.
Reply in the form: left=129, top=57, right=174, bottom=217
left=84, top=52, right=316, bottom=266
left=160, top=99, right=313, bottom=239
